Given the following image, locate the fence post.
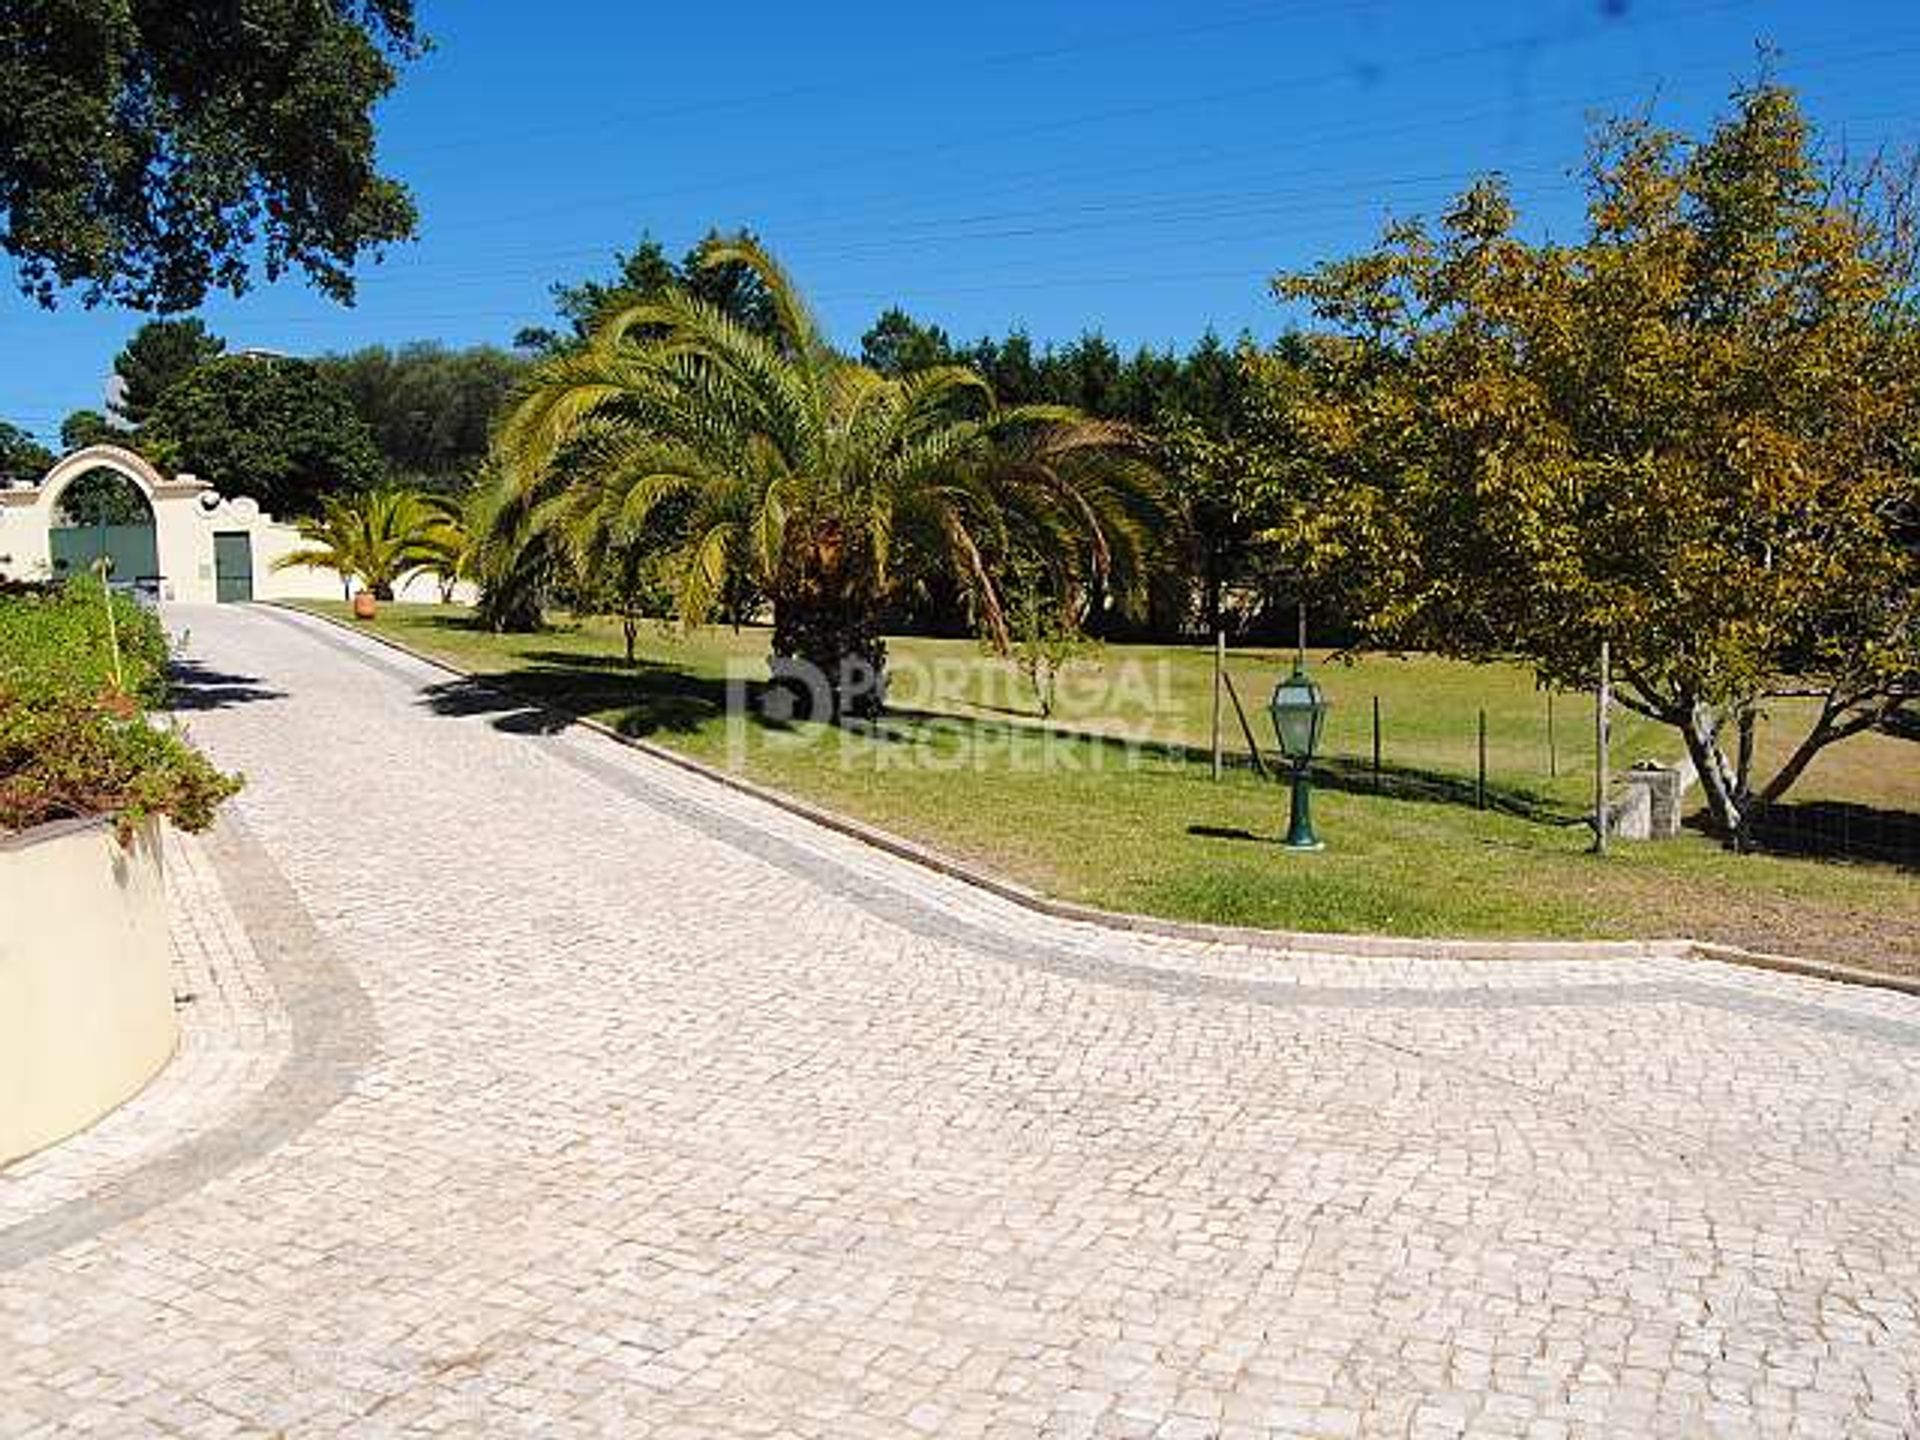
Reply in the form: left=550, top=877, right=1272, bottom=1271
left=1476, top=707, right=1487, bottom=810
left=1211, top=630, right=1224, bottom=782
left=1372, top=695, right=1382, bottom=792
left=1595, top=640, right=1611, bottom=855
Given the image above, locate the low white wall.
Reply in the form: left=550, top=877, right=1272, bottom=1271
left=251, top=520, right=474, bottom=604
left=0, top=452, right=473, bottom=606
left=0, top=817, right=178, bottom=1166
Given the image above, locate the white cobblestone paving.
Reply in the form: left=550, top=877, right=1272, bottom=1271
left=3, top=603, right=1917, bottom=1438
left=0, top=826, right=289, bottom=1231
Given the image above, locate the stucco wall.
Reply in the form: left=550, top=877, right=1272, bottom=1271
left=252, top=520, right=472, bottom=604
left=0, top=446, right=472, bottom=605
left=0, top=818, right=178, bottom=1166
left=0, top=446, right=213, bottom=598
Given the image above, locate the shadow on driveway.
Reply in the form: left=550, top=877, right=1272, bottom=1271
left=168, top=659, right=287, bottom=712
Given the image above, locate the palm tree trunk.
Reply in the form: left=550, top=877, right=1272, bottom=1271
left=769, top=521, right=888, bottom=721
left=770, top=592, right=887, bottom=722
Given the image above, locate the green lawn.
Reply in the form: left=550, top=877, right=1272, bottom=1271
left=291, top=601, right=1920, bottom=973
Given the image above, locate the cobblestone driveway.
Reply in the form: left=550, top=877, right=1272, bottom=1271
left=4, top=604, right=1918, bottom=1439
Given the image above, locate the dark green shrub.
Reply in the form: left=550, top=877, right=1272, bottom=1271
left=0, top=578, right=239, bottom=837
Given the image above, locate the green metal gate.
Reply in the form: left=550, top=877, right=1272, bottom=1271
left=49, top=522, right=159, bottom=586
left=213, top=531, right=254, bottom=603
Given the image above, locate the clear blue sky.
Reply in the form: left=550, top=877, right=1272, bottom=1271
left=4, top=0, right=1917, bottom=443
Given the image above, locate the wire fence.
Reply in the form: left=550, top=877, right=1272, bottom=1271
left=1202, top=647, right=1918, bottom=866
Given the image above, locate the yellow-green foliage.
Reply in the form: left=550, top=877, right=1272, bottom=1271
left=1262, top=81, right=1920, bottom=841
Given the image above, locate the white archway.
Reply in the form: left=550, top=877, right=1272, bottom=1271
left=38, top=444, right=178, bottom=511
left=0, top=445, right=214, bottom=598
left=2, top=443, right=469, bottom=604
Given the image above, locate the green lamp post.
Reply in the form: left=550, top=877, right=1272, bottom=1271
left=1268, top=659, right=1329, bottom=850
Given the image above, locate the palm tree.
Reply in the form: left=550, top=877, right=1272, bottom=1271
left=492, top=237, right=1160, bottom=718
left=273, top=490, right=443, bottom=607
left=463, top=460, right=558, bottom=632
left=410, top=493, right=473, bottom=605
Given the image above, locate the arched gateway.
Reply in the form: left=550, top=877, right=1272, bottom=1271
left=0, top=444, right=443, bottom=604
left=30, top=447, right=175, bottom=594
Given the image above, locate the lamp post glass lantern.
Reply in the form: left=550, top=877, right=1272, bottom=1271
left=1268, top=660, right=1329, bottom=850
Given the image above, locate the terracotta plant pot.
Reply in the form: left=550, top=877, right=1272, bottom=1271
left=352, top=590, right=378, bottom=621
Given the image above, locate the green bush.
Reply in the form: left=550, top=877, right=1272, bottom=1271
left=0, top=578, right=239, bottom=838
left=0, top=575, right=170, bottom=706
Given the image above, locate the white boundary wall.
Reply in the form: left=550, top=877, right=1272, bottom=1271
left=0, top=445, right=469, bottom=605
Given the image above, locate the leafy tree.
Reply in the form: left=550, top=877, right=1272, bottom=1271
left=110, top=319, right=225, bottom=425
left=962, top=330, right=1045, bottom=405
left=144, top=354, right=381, bottom=517
left=515, top=235, right=680, bottom=353
left=0, top=420, right=53, bottom=481
left=953, top=323, right=1287, bottom=636
left=0, top=1, right=421, bottom=311
left=1155, top=418, right=1251, bottom=635
left=860, top=307, right=955, bottom=376
left=1041, top=333, right=1125, bottom=416
left=58, top=409, right=116, bottom=452
left=516, top=229, right=780, bottom=353
left=999, top=551, right=1093, bottom=719
left=1268, top=81, right=1920, bottom=848
left=316, top=342, right=525, bottom=488
left=272, top=488, right=444, bottom=601
left=494, top=238, right=1162, bottom=718
left=53, top=468, right=148, bottom=526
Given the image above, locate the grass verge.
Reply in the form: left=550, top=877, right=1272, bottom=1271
left=291, top=602, right=1920, bottom=975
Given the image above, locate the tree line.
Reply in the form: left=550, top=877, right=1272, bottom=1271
left=9, top=235, right=1293, bottom=640
left=5, top=79, right=1913, bottom=846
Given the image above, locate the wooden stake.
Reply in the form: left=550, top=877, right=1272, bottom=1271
left=1476, top=707, right=1487, bottom=810
left=96, top=556, right=122, bottom=692
left=1211, top=630, right=1224, bottom=782
left=1595, top=640, right=1611, bottom=855
left=1220, top=671, right=1269, bottom=780
left=1371, top=695, right=1382, bottom=792
left=1547, top=688, right=1558, bottom=778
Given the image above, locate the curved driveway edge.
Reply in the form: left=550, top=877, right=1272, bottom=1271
left=252, top=605, right=1920, bottom=1049
left=270, top=601, right=1920, bottom=997
left=4, top=602, right=1917, bottom=1439
left=0, top=808, right=374, bottom=1272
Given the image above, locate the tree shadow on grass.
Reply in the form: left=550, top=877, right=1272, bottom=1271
left=408, top=654, right=1589, bottom=831
left=396, top=611, right=492, bottom=637
left=1880, top=705, right=1920, bottom=743
left=1313, top=756, right=1576, bottom=824
left=1685, top=800, right=1920, bottom=872
left=418, top=657, right=732, bottom=739
left=885, top=703, right=1577, bottom=823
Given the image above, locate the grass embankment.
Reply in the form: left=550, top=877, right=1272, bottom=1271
left=295, top=602, right=1920, bottom=973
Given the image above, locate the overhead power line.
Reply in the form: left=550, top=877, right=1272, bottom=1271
left=402, top=0, right=1376, bottom=158
left=426, top=0, right=1762, bottom=243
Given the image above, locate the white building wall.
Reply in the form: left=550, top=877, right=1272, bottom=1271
left=0, top=446, right=473, bottom=606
